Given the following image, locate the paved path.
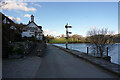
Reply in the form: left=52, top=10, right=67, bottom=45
left=3, top=44, right=118, bottom=78
left=3, top=56, right=41, bottom=78
left=2, top=43, right=41, bottom=78
left=35, top=44, right=118, bottom=78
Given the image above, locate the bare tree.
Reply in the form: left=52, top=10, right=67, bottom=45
left=61, top=34, right=65, bottom=38
left=87, top=28, right=113, bottom=57
left=71, top=34, right=84, bottom=40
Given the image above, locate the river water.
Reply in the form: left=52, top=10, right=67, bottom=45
left=53, top=43, right=120, bottom=65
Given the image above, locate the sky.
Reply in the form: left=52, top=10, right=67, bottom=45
left=1, top=2, right=118, bottom=37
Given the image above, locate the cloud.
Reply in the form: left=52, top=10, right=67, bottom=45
left=89, top=26, right=97, bottom=29
left=30, top=3, right=42, bottom=7
left=34, top=4, right=42, bottom=7
left=8, top=16, right=22, bottom=22
left=24, top=14, right=31, bottom=17
left=43, top=29, right=58, bottom=36
left=114, top=30, right=118, bottom=34
left=1, top=2, right=36, bottom=11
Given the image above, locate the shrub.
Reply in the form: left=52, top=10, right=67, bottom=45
left=13, top=46, right=24, bottom=55
left=8, top=45, right=14, bottom=55
left=8, top=45, right=24, bottom=55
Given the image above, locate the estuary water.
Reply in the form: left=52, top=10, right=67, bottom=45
left=53, top=43, right=120, bottom=65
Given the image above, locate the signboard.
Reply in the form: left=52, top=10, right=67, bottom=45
left=67, top=26, right=72, bottom=28
left=65, top=26, right=72, bottom=28
left=65, top=25, right=68, bottom=28
left=68, top=32, right=72, bottom=34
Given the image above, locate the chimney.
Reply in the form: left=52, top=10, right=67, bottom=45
left=31, top=15, right=34, bottom=22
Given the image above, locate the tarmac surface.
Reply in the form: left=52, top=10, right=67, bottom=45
left=35, top=44, right=118, bottom=78
left=2, top=44, right=118, bottom=78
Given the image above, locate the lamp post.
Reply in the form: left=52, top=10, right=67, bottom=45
left=65, top=23, right=72, bottom=49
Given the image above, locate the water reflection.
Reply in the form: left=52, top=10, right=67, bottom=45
left=54, top=43, right=119, bottom=65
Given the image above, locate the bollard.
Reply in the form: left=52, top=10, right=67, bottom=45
left=94, top=48, right=95, bottom=56
left=100, top=47, right=102, bottom=57
left=107, top=47, right=108, bottom=56
left=87, top=47, right=89, bottom=54
left=66, top=43, right=68, bottom=49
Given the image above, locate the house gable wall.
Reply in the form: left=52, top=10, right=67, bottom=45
left=27, top=22, right=37, bottom=28
left=27, top=22, right=42, bottom=32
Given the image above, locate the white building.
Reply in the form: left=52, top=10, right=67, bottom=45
left=22, top=15, right=43, bottom=40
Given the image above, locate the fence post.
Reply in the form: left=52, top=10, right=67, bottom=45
left=87, top=47, right=89, bottom=54
left=100, top=47, right=102, bottom=57
left=107, top=47, right=108, bottom=56
left=94, top=48, right=95, bottom=56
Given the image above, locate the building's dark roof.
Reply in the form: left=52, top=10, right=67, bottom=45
left=1, top=12, right=15, bottom=24
left=38, top=26, right=42, bottom=29
left=28, top=21, right=31, bottom=24
left=1, top=12, right=22, bottom=34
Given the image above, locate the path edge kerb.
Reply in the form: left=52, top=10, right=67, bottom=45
left=52, top=44, right=120, bottom=77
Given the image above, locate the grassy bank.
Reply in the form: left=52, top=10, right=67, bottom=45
left=49, top=38, right=89, bottom=44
